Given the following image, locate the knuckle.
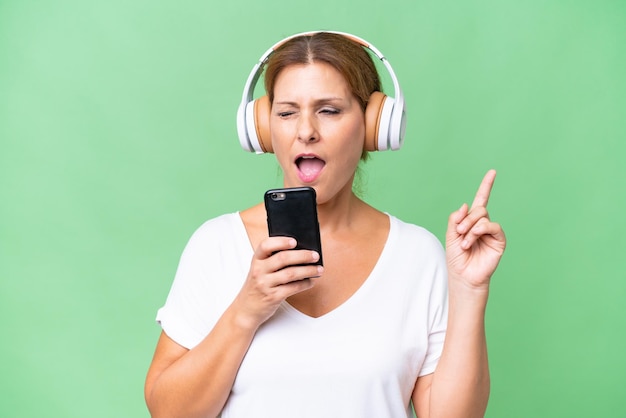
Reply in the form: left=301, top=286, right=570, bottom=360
left=275, top=250, right=293, bottom=266
left=248, top=264, right=263, bottom=280
left=280, top=267, right=299, bottom=283
left=473, top=207, right=488, bottom=217
left=256, top=240, right=273, bottom=257
left=297, top=278, right=313, bottom=290
left=264, top=287, right=281, bottom=303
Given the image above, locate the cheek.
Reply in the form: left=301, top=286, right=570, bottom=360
left=269, top=126, right=296, bottom=174
left=269, top=120, right=291, bottom=153
left=335, top=119, right=366, bottom=155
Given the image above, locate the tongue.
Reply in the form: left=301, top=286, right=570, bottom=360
left=299, top=158, right=325, bottom=177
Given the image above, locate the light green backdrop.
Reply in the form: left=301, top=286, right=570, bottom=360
left=1, top=0, right=624, bottom=416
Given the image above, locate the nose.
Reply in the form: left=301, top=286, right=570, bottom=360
left=296, top=112, right=319, bottom=143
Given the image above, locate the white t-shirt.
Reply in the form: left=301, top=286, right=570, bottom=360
left=156, top=212, right=448, bottom=418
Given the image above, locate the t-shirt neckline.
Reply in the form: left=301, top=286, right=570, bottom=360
left=247, top=213, right=397, bottom=324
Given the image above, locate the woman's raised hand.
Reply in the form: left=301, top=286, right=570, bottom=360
left=445, top=170, right=506, bottom=290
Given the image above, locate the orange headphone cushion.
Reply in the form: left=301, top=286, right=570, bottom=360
left=364, top=92, right=387, bottom=152
left=253, top=96, right=272, bottom=153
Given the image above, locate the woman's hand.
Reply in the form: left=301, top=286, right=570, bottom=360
left=446, top=169, right=506, bottom=290
left=232, top=237, right=323, bottom=330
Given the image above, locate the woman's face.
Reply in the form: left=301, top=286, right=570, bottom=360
left=270, top=62, right=365, bottom=204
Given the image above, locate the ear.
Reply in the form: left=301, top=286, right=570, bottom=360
left=364, top=91, right=387, bottom=151
left=253, top=95, right=273, bottom=153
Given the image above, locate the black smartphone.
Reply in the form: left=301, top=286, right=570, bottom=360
left=264, top=186, right=323, bottom=266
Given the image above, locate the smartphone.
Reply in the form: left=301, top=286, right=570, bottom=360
left=264, top=186, right=323, bottom=266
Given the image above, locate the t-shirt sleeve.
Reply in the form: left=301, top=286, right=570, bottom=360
left=418, top=237, right=449, bottom=376
left=156, top=216, right=244, bottom=349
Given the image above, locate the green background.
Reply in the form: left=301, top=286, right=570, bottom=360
left=1, top=0, right=624, bottom=416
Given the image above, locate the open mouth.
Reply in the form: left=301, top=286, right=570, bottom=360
left=296, top=155, right=326, bottom=182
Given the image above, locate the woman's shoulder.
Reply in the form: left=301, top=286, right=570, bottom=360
left=181, top=212, right=248, bottom=251
left=184, top=203, right=266, bottom=250
left=387, top=214, right=445, bottom=254
left=193, top=212, right=242, bottom=234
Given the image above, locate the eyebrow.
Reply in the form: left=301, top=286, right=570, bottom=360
left=273, top=97, right=346, bottom=106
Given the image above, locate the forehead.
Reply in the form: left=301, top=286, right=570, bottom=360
left=272, top=62, right=350, bottom=98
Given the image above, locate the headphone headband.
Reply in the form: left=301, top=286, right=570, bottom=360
left=236, top=31, right=406, bottom=154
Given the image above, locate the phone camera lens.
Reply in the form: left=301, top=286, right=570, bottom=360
left=269, top=192, right=286, bottom=201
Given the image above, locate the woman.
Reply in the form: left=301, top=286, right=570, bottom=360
left=145, top=32, right=506, bottom=418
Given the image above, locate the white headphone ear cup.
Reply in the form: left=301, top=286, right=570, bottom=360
left=238, top=96, right=272, bottom=154
left=237, top=101, right=253, bottom=152
left=244, top=100, right=264, bottom=153
left=388, top=98, right=406, bottom=151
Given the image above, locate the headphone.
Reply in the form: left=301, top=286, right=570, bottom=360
left=236, top=31, right=406, bottom=154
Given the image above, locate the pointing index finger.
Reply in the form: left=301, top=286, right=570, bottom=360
left=470, top=169, right=497, bottom=210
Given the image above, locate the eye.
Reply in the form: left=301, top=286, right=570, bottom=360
left=319, top=107, right=340, bottom=115
left=277, top=111, right=295, bottom=118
